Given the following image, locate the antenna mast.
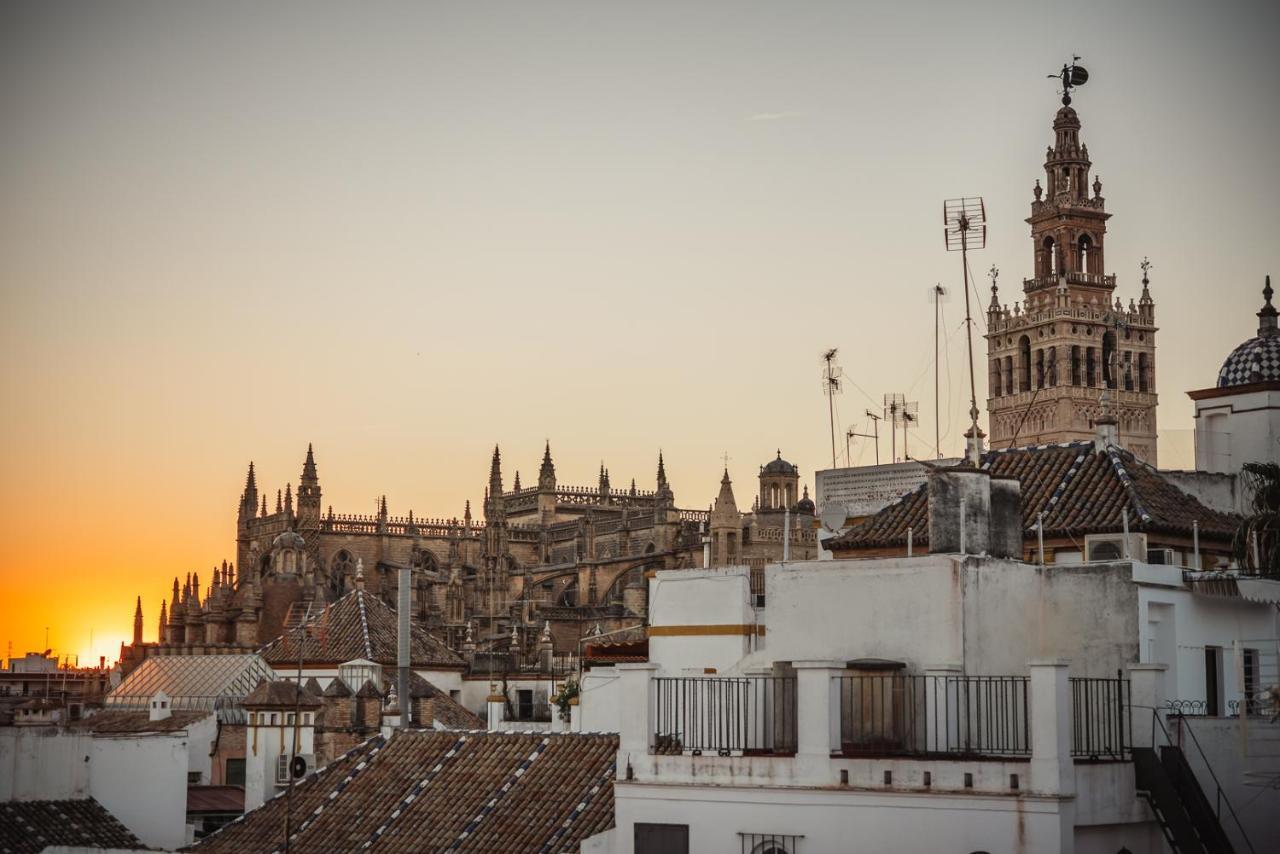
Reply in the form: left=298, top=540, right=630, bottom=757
left=821, top=349, right=843, bottom=469
left=860, top=411, right=882, bottom=466
left=943, top=197, right=988, bottom=464
left=929, top=284, right=948, bottom=458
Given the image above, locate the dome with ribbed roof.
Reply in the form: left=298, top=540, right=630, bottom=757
left=1218, top=276, right=1279, bottom=388
left=761, top=450, right=798, bottom=475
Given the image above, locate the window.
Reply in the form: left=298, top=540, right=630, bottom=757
left=1138, top=352, right=1150, bottom=393
left=225, top=758, right=246, bottom=787
left=287, top=713, right=295, bottom=726
left=188, top=771, right=203, bottom=785
left=1077, top=233, right=1093, bottom=274
left=270, top=713, right=278, bottom=726
left=1018, top=336, right=1031, bottom=392
left=636, top=823, right=688, bottom=854
left=1244, top=648, right=1260, bottom=715
left=1205, top=647, right=1223, bottom=716
left=1102, top=331, right=1116, bottom=388
left=1086, top=347, right=1097, bottom=387
left=516, top=689, right=534, bottom=721
left=1035, top=349, right=1045, bottom=389
left=1003, top=356, right=1013, bottom=395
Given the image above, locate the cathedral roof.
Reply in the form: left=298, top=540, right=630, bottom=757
left=829, top=441, right=1238, bottom=552
left=191, top=731, right=618, bottom=853
left=258, top=589, right=465, bottom=669
left=1217, top=276, right=1280, bottom=388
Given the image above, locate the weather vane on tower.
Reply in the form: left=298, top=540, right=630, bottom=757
left=1049, top=56, right=1089, bottom=105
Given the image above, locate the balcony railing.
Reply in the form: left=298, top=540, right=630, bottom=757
left=1070, top=674, right=1131, bottom=760
left=653, top=676, right=797, bottom=756
left=836, top=675, right=1030, bottom=758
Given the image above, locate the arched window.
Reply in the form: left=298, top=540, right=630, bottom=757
left=1018, top=336, right=1032, bottom=392
left=1042, top=237, right=1056, bottom=277
left=1077, top=234, right=1093, bottom=274
left=1071, top=346, right=1082, bottom=386
left=1138, top=352, right=1150, bottom=393
left=991, top=359, right=1002, bottom=398
left=1086, top=347, right=1097, bottom=387
left=1102, top=331, right=1116, bottom=388
left=1004, top=356, right=1014, bottom=395
left=1123, top=352, right=1134, bottom=391
left=1035, top=349, right=1045, bottom=389
left=1046, top=347, right=1058, bottom=387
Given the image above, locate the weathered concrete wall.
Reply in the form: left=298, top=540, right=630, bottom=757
left=989, top=476, right=1023, bottom=559
left=1169, top=715, right=1280, bottom=851
left=928, top=469, right=991, bottom=555
left=0, top=727, right=91, bottom=800
left=577, top=669, right=621, bottom=733
left=649, top=566, right=760, bottom=674
left=90, top=733, right=189, bottom=850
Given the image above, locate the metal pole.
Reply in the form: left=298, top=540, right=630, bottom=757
left=1193, top=521, right=1200, bottom=570
left=398, top=566, right=411, bottom=727
left=872, top=417, right=880, bottom=465
left=1037, top=512, right=1045, bottom=565
left=783, top=509, right=791, bottom=562
left=935, top=286, right=942, bottom=458
left=826, top=355, right=838, bottom=470
left=1122, top=509, right=1130, bottom=559
left=907, top=527, right=913, bottom=558
left=960, top=224, right=980, bottom=461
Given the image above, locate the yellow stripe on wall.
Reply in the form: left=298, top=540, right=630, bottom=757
left=647, top=624, right=765, bottom=637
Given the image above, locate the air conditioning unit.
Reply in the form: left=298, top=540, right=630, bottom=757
left=290, top=754, right=316, bottom=780
left=1084, top=533, right=1146, bottom=562
left=1146, top=548, right=1178, bottom=566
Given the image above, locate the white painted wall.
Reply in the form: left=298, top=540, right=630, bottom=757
left=1137, top=582, right=1279, bottom=704
left=615, top=783, right=1087, bottom=854
left=1169, top=714, right=1280, bottom=850
left=649, top=566, right=761, bottom=674
left=244, top=710, right=316, bottom=811
left=1193, top=387, right=1280, bottom=475
left=576, top=669, right=621, bottom=733
left=0, top=728, right=91, bottom=800
left=90, top=733, right=189, bottom=850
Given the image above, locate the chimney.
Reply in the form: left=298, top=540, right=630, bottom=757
left=149, top=690, right=172, bottom=722
left=927, top=468, right=992, bottom=556
left=397, top=565, right=411, bottom=727
left=988, top=476, right=1024, bottom=559
left=1094, top=389, right=1120, bottom=451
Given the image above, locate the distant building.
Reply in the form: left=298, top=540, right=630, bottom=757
left=985, top=98, right=1158, bottom=464
left=815, top=459, right=960, bottom=526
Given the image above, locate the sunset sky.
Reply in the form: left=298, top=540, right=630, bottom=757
left=2, top=1, right=1277, bottom=666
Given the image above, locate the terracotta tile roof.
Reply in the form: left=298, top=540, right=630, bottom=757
left=830, top=441, right=1239, bottom=552
left=72, top=709, right=207, bottom=734
left=402, top=671, right=485, bottom=730
left=243, top=679, right=323, bottom=709
left=187, top=785, right=245, bottom=814
left=259, top=590, right=464, bottom=669
left=192, top=730, right=618, bottom=853
left=0, top=798, right=144, bottom=853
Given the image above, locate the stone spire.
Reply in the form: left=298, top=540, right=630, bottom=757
left=261, top=495, right=268, bottom=517
left=513, top=470, right=522, bottom=492
left=298, top=444, right=321, bottom=518
left=1258, top=275, right=1277, bottom=338
left=713, top=469, right=738, bottom=517
left=283, top=484, right=293, bottom=517
left=158, top=600, right=167, bottom=641
left=133, top=596, right=144, bottom=645
left=240, top=462, right=258, bottom=519
left=489, top=445, right=503, bottom=495
left=538, top=441, right=556, bottom=491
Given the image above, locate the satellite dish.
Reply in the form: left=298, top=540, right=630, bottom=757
left=821, top=503, right=847, bottom=532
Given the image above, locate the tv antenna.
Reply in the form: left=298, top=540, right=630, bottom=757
left=860, top=410, right=882, bottom=466
left=928, top=284, right=949, bottom=458
left=943, top=196, right=987, bottom=464
left=1048, top=56, right=1089, bottom=106
left=821, top=349, right=843, bottom=469
left=883, top=394, right=918, bottom=463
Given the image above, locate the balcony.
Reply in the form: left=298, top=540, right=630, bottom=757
left=617, top=660, right=1136, bottom=796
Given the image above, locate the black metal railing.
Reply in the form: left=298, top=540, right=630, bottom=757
left=1069, top=673, right=1131, bottom=760
left=836, top=675, right=1030, bottom=758
left=652, top=676, right=797, bottom=756
left=739, top=833, right=803, bottom=853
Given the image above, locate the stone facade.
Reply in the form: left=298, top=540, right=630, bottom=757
left=123, top=444, right=817, bottom=674
left=986, top=101, right=1158, bottom=464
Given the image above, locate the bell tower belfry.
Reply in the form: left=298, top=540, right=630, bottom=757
left=985, top=73, right=1159, bottom=464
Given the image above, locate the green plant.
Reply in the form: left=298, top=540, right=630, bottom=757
left=552, top=678, right=579, bottom=722
left=1235, top=462, right=1280, bottom=575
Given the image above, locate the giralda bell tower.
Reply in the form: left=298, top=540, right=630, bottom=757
left=985, top=63, right=1158, bottom=464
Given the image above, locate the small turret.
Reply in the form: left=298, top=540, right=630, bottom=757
left=283, top=484, right=293, bottom=517
left=158, top=600, right=167, bottom=642
left=239, top=462, right=258, bottom=520
left=513, top=471, right=522, bottom=492
left=1258, top=275, right=1277, bottom=338
left=538, top=441, right=556, bottom=491
left=133, top=596, right=144, bottom=645
left=298, top=444, right=322, bottom=519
